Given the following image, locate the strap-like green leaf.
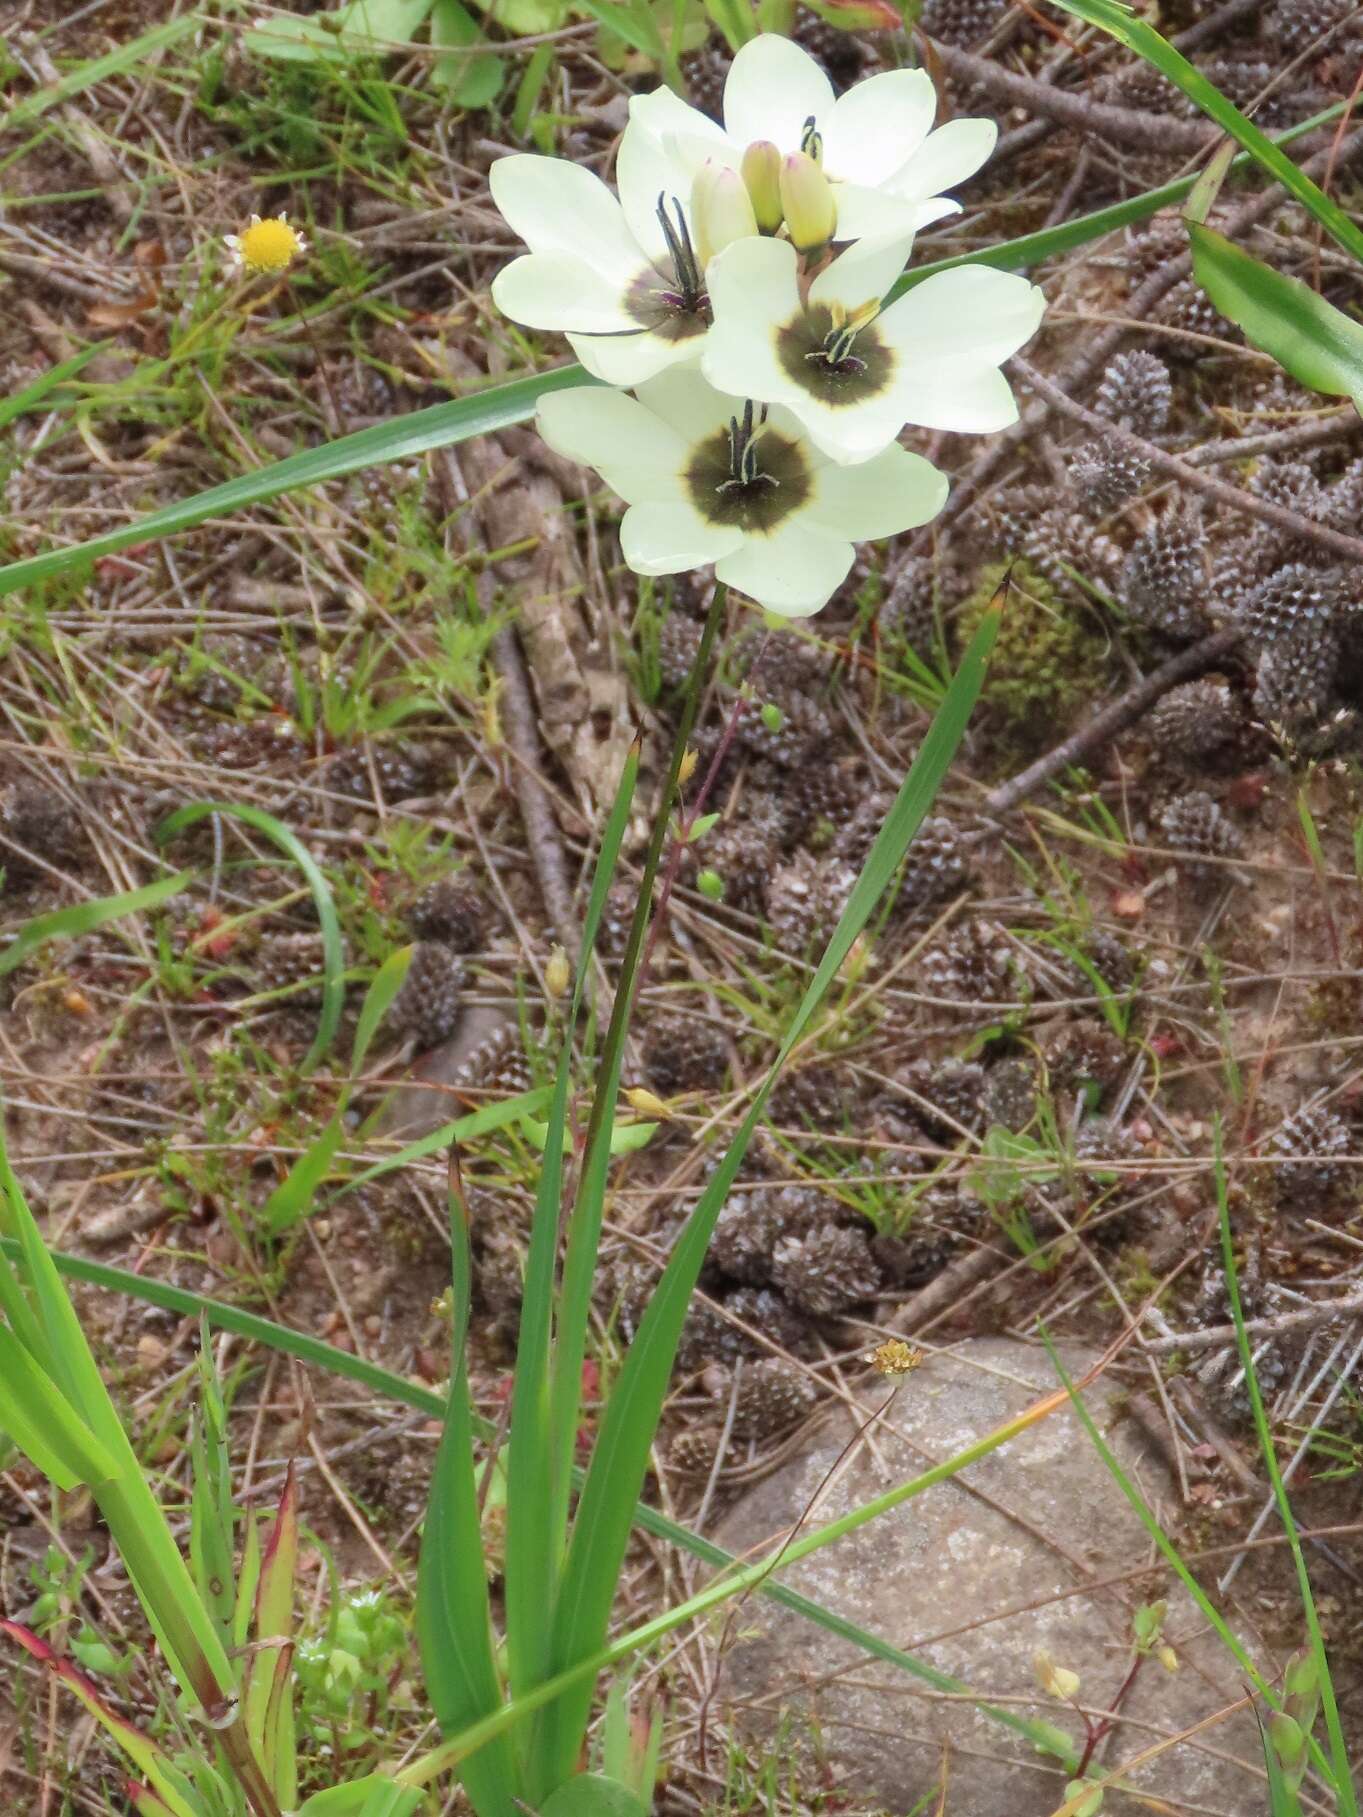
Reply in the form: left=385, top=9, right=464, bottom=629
left=1048, top=0, right=1363, bottom=265
left=418, top=1174, right=524, bottom=1814
left=0, top=1329, right=120, bottom=1490
left=0, top=368, right=595, bottom=598
left=0, top=871, right=192, bottom=979
left=1189, top=222, right=1363, bottom=405
left=536, top=588, right=1002, bottom=1786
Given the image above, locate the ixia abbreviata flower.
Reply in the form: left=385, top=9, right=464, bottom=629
left=491, top=153, right=752, bottom=388
left=621, top=33, right=997, bottom=245
left=537, top=369, right=947, bottom=618
left=223, top=213, right=307, bottom=276
left=702, top=233, right=1045, bottom=464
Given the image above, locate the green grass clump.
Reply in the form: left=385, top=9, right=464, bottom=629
left=957, top=561, right=1106, bottom=753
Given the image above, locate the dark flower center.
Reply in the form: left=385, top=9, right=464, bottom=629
left=777, top=303, right=894, bottom=406
left=624, top=194, right=712, bottom=343
left=684, top=400, right=811, bottom=534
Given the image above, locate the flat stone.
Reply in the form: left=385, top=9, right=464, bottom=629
left=714, top=1338, right=1268, bottom=1816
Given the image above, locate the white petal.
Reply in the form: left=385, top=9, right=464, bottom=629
left=832, top=182, right=924, bottom=242
left=617, top=106, right=722, bottom=262
left=886, top=117, right=998, bottom=205
left=908, top=197, right=962, bottom=231
left=699, top=235, right=801, bottom=406
left=822, top=69, right=937, bottom=187
left=716, top=519, right=852, bottom=618
left=877, top=360, right=1023, bottom=434
left=493, top=253, right=639, bottom=335
left=636, top=366, right=746, bottom=446
left=567, top=327, right=702, bottom=388
left=781, top=386, right=919, bottom=466
left=723, top=34, right=833, bottom=152
left=877, top=267, right=1046, bottom=367
left=620, top=500, right=743, bottom=574
left=809, top=232, right=915, bottom=314
left=806, top=444, right=948, bottom=539
left=489, top=155, right=642, bottom=279
left=629, top=84, right=728, bottom=149
left=537, top=388, right=685, bottom=504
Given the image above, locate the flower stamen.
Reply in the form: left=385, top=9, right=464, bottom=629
left=717, top=399, right=777, bottom=495
left=655, top=192, right=704, bottom=310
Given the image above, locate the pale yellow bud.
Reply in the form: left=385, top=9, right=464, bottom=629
left=779, top=151, right=836, bottom=254
left=545, top=944, right=571, bottom=999
left=624, top=1086, right=670, bottom=1118
left=1156, top=1645, right=1179, bottom=1674
left=678, top=746, right=700, bottom=786
left=741, top=140, right=784, bottom=233
left=691, top=161, right=758, bottom=268
left=1033, top=1651, right=1081, bottom=1701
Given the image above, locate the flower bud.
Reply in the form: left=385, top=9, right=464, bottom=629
left=779, top=151, right=836, bottom=253
left=741, top=140, right=784, bottom=232
left=1033, top=1651, right=1080, bottom=1701
left=545, top=944, right=571, bottom=999
left=678, top=746, right=700, bottom=786
left=691, top=161, right=757, bottom=268
left=624, top=1086, right=669, bottom=1118
left=1269, top=1711, right=1307, bottom=1771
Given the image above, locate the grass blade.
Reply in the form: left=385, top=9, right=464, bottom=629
left=399, top=1365, right=1087, bottom=1791
left=505, top=737, right=642, bottom=1710
left=11, top=1232, right=1080, bottom=1772
left=537, top=583, right=1003, bottom=1786
left=262, top=945, right=414, bottom=1234
left=1040, top=1329, right=1344, bottom=1798
left=1, top=1622, right=200, bottom=1817
left=0, top=368, right=597, bottom=599
left=0, top=341, right=112, bottom=430
left=1047, top=0, right=1363, bottom=265
left=418, top=1160, right=524, bottom=1816
left=1213, top=1129, right=1357, bottom=1816
left=0, top=872, right=192, bottom=979
left=0, top=1327, right=120, bottom=1489
left=156, top=803, right=343, bottom=1075
left=0, top=15, right=202, bottom=131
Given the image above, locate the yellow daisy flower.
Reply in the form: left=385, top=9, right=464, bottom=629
left=224, top=212, right=308, bottom=276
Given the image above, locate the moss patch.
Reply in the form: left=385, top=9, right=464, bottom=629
left=956, top=560, right=1108, bottom=760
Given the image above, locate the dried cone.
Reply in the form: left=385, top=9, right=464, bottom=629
left=1095, top=350, right=1172, bottom=435
left=642, top=1012, right=729, bottom=1093
left=668, top=1425, right=723, bottom=1475
left=1158, top=791, right=1242, bottom=884
left=771, top=1223, right=882, bottom=1315
left=408, top=877, right=489, bottom=952
left=393, top=942, right=467, bottom=1048
left=728, top=1358, right=819, bottom=1439
left=1119, top=506, right=1208, bottom=639
left=1270, top=1102, right=1352, bottom=1203
left=1149, top=679, right=1240, bottom=761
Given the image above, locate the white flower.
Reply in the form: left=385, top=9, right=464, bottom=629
left=620, top=32, right=997, bottom=245
left=537, top=370, right=947, bottom=619
left=701, top=233, right=1046, bottom=464
left=490, top=153, right=730, bottom=388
